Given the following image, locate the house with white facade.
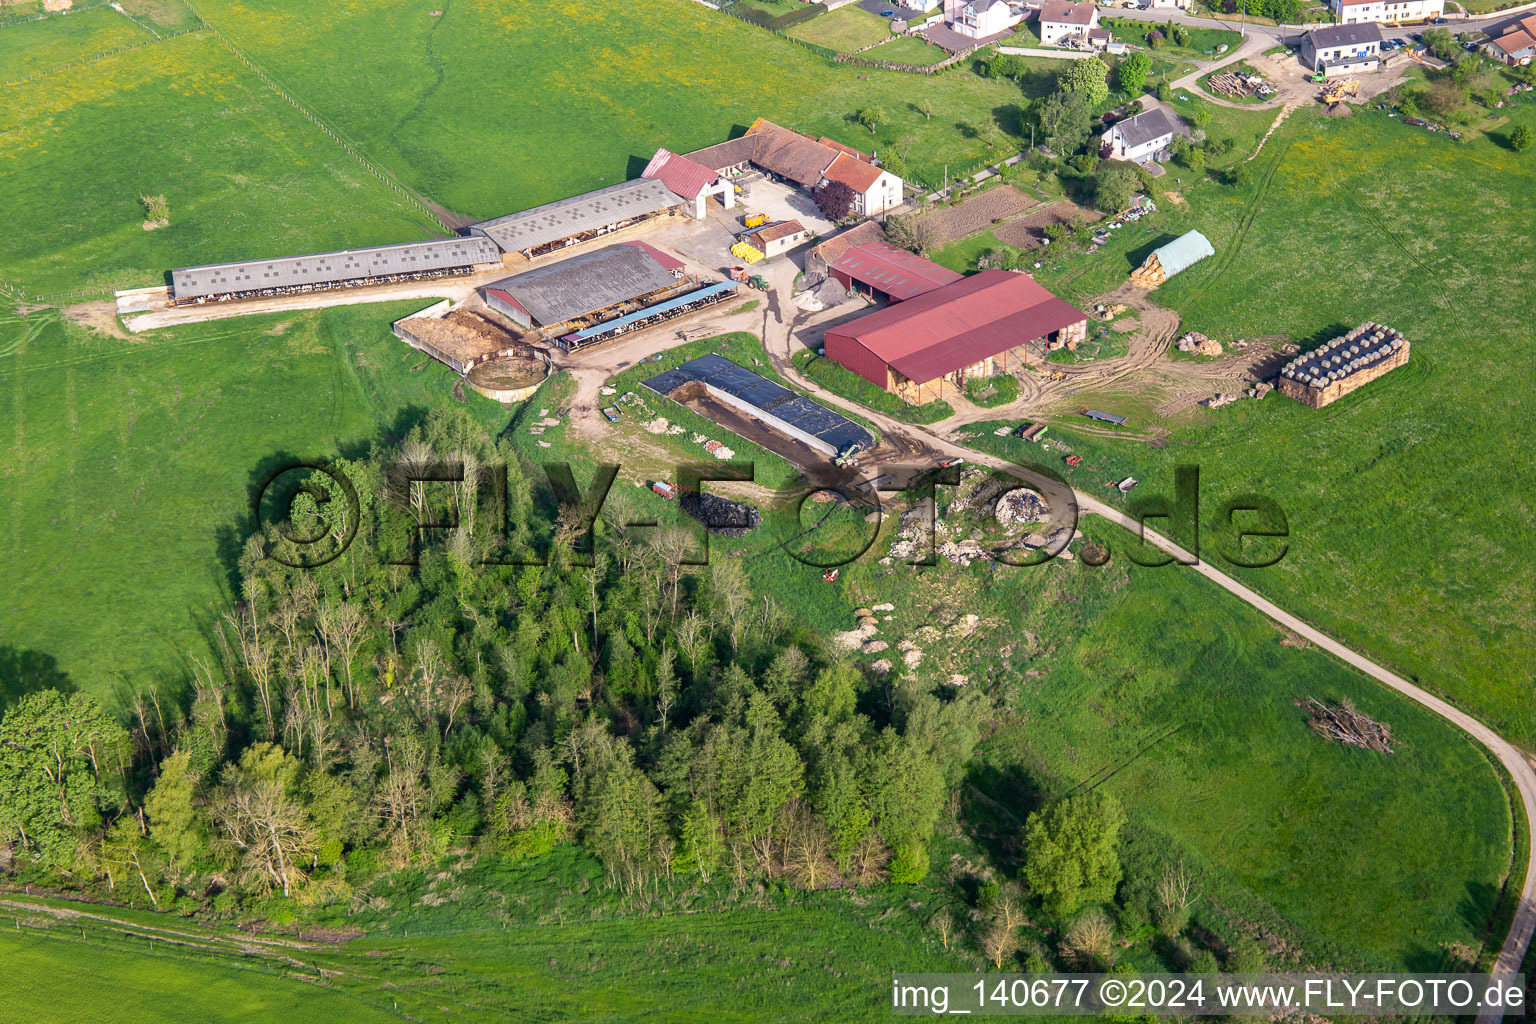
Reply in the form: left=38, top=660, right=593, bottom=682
left=819, top=153, right=904, bottom=217
left=1329, top=0, right=1443, bottom=24
left=1099, top=106, right=1185, bottom=164
left=1485, top=15, right=1536, bottom=65
left=944, top=0, right=1025, bottom=39
left=1037, top=0, right=1100, bottom=47
left=1140, top=0, right=1189, bottom=9
left=1300, top=22, right=1383, bottom=76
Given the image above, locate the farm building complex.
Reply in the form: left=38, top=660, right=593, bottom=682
left=686, top=119, right=905, bottom=216
left=1279, top=323, right=1409, bottom=408
left=169, top=237, right=504, bottom=305
left=824, top=270, right=1088, bottom=404
left=467, top=179, right=687, bottom=259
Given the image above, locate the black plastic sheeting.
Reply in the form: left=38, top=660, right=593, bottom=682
left=643, top=354, right=873, bottom=455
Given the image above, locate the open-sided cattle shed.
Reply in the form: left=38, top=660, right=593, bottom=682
left=823, top=270, right=1088, bottom=404
left=480, top=242, right=684, bottom=332
left=643, top=354, right=873, bottom=458
left=467, top=179, right=685, bottom=258
left=169, top=236, right=503, bottom=304
left=829, top=242, right=961, bottom=303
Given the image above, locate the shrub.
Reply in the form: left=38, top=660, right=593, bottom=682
left=1156, top=80, right=1173, bottom=102
left=888, top=841, right=928, bottom=883
left=1512, top=125, right=1534, bottom=153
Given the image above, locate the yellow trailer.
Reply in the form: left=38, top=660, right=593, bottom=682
left=742, top=212, right=768, bottom=228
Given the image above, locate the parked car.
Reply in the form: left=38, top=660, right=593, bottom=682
left=1431, top=16, right=1448, bottom=24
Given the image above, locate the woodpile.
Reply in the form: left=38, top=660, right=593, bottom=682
left=1300, top=698, right=1394, bottom=753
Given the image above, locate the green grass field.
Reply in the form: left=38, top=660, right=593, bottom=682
left=0, top=300, right=501, bottom=697
left=862, top=35, right=950, bottom=65
left=988, top=102, right=1536, bottom=749
left=786, top=3, right=890, bottom=51
left=0, top=32, right=439, bottom=295
left=1103, top=17, right=1244, bottom=59
left=0, top=4, right=153, bottom=83
left=184, top=0, right=1035, bottom=207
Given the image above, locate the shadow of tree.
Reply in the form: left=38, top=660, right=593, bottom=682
left=0, top=645, right=75, bottom=717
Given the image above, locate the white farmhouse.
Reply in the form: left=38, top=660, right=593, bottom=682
left=1329, top=0, right=1443, bottom=24
left=819, top=153, right=905, bottom=217
left=1100, top=106, right=1185, bottom=164
left=1299, top=23, right=1383, bottom=76
left=1037, top=0, right=1099, bottom=46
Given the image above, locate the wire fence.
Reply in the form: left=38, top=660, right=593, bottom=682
left=0, top=0, right=113, bottom=28
left=1, top=26, right=199, bottom=86
left=182, top=0, right=451, bottom=234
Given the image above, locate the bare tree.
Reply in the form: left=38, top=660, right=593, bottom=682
left=1154, top=861, right=1197, bottom=933
left=213, top=777, right=317, bottom=897
left=930, top=908, right=956, bottom=950
left=981, top=919, right=1018, bottom=969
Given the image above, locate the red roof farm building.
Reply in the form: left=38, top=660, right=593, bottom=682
left=829, top=242, right=961, bottom=303
left=823, top=270, right=1088, bottom=404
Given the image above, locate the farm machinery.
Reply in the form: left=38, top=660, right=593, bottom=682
left=1320, top=79, right=1359, bottom=106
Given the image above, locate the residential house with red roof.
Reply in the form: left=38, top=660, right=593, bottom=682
left=684, top=119, right=906, bottom=218
left=1485, top=14, right=1536, bottom=65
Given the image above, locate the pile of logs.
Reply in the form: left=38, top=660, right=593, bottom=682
left=1300, top=697, right=1394, bottom=753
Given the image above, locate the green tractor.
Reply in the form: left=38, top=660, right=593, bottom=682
left=749, top=274, right=769, bottom=291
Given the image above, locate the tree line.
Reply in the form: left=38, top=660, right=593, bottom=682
left=0, top=408, right=995, bottom=912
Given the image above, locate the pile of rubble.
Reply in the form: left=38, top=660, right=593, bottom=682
left=1177, top=332, right=1223, bottom=357
left=643, top=416, right=688, bottom=436
left=994, top=489, right=1048, bottom=528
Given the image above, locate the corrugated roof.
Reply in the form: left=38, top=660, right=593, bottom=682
left=1149, top=230, right=1214, bottom=279
left=825, top=270, right=1087, bottom=385
left=170, top=236, right=501, bottom=300
left=822, top=152, right=886, bottom=193
left=811, top=221, right=887, bottom=266
left=617, top=240, right=685, bottom=271
left=832, top=242, right=961, bottom=301
left=641, top=148, right=719, bottom=202
left=561, top=283, right=738, bottom=344
left=481, top=244, right=679, bottom=327
left=468, top=179, right=684, bottom=254
left=684, top=135, right=758, bottom=173
left=816, top=137, right=873, bottom=162
left=1306, top=22, right=1382, bottom=48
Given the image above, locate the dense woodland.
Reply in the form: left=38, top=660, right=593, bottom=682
left=0, top=410, right=1015, bottom=911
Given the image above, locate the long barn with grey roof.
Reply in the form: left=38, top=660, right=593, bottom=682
left=467, top=179, right=686, bottom=259
left=480, top=241, right=688, bottom=337
left=170, top=237, right=503, bottom=304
